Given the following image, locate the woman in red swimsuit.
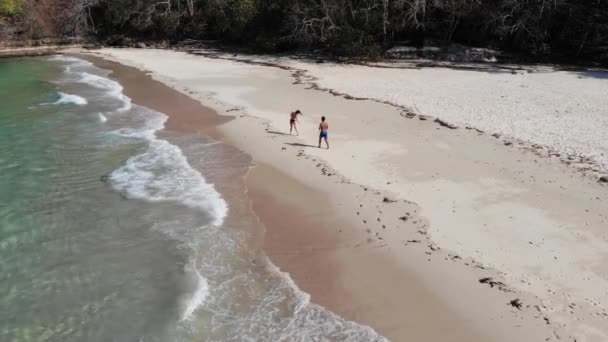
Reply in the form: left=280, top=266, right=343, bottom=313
left=289, top=110, right=302, bottom=135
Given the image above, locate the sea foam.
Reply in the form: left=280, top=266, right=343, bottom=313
left=109, top=109, right=228, bottom=226
left=181, top=259, right=209, bottom=321
left=53, top=92, right=88, bottom=106
left=50, top=55, right=94, bottom=67
left=98, top=113, right=108, bottom=123
left=51, top=54, right=221, bottom=324
left=109, top=108, right=227, bottom=320
left=75, top=72, right=132, bottom=112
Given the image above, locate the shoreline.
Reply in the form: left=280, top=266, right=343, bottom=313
left=81, top=54, right=494, bottom=341
left=78, top=48, right=608, bottom=341
left=0, top=45, right=83, bottom=58
left=81, top=55, right=401, bottom=338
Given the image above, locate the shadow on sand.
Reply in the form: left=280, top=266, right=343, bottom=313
left=266, top=130, right=290, bottom=135
left=285, top=142, right=319, bottom=148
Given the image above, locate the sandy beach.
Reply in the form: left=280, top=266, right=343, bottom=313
left=79, top=48, right=608, bottom=342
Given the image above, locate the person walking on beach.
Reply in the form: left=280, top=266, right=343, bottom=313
left=289, top=110, right=302, bottom=135
left=318, top=116, right=329, bottom=149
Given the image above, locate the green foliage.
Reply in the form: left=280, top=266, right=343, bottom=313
left=38, top=0, right=606, bottom=64
left=0, top=0, right=21, bottom=15
left=230, top=0, right=256, bottom=26
left=0, top=0, right=22, bottom=27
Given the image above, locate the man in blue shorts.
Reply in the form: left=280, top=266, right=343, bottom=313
left=318, top=116, right=329, bottom=149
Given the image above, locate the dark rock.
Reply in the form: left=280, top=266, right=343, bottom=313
left=385, top=44, right=503, bottom=63
left=99, top=174, right=110, bottom=183
left=383, top=197, right=397, bottom=203
left=599, top=176, right=608, bottom=183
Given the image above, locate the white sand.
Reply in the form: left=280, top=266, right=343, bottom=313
left=86, top=48, right=608, bottom=341
left=286, top=61, right=608, bottom=172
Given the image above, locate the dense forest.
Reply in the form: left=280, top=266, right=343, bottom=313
left=1, top=0, right=607, bottom=64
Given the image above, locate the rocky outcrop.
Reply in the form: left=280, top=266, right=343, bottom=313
left=385, top=43, right=505, bottom=63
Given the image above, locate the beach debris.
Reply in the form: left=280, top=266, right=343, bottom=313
left=479, top=277, right=510, bottom=292
left=99, top=173, right=110, bottom=183
left=509, top=298, right=523, bottom=310
left=492, top=133, right=502, bottom=138
left=401, top=111, right=416, bottom=119
left=383, top=197, right=397, bottom=203
left=344, top=94, right=366, bottom=100
left=281, top=147, right=286, bottom=150
left=419, top=116, right=428, bottom=121
left=467, top=127, right=484, bottom=134
left=434, top=118, right=458, bottom=129
left=398, top=213, right=411, bottom=221
left=599, top=176, right=608, bottom=183
left=449, top=254, right=462, bottom=260
left=504, top=141, right=513, bottom=146
left=406, top=239, right=421, bottom=243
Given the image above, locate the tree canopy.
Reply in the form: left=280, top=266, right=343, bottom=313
left=3, top=0, right=608, bottom=65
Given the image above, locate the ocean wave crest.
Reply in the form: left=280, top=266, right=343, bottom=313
left=75, top=72, right=132, bottom=112
left=53, top=92, right=88, bottom=106
left=50, top=55, right=94, bottom=67
left=110, top=108, right=228, bottom=226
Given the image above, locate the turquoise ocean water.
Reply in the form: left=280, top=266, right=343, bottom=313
left=0, top=56, right=387, bottom=342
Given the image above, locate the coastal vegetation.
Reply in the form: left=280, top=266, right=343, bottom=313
left=1, top=0, right=607, bottom=65
left=0, top=0, right=21, bottom=25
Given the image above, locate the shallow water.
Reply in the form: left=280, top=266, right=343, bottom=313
left=0, top=56, right=387, bottom=341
